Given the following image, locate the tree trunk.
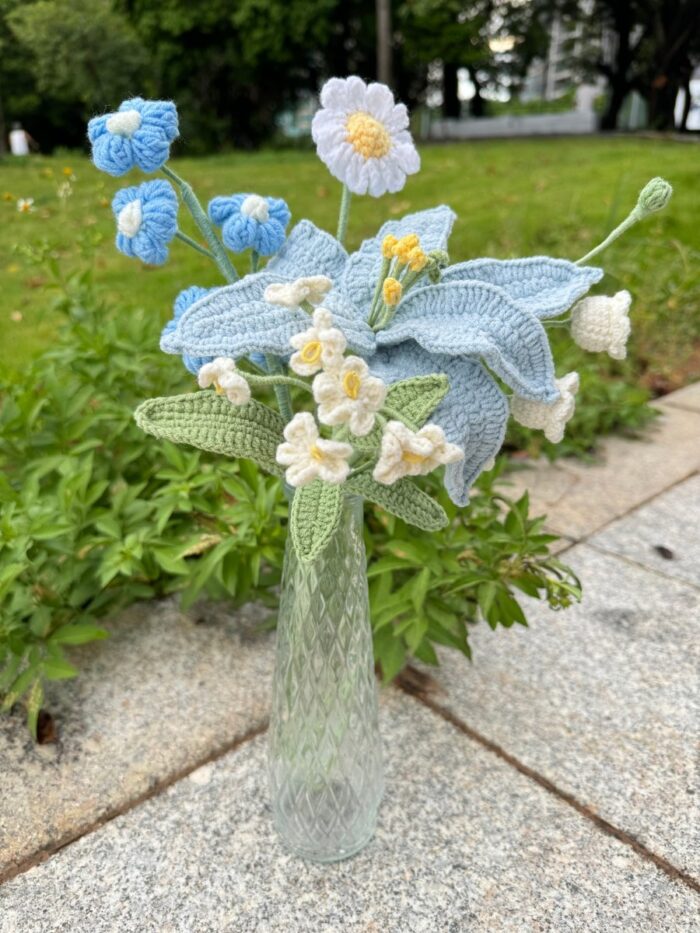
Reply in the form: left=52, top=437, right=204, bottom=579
left=468, top=66, right=486, bottom=117
left=442, top=62, right=461, bottom=118
left=600, top=77, right=628, bottom=130
left=648, top=75, right=680, bottom=131
left=376, top=0, right=393, bottom=87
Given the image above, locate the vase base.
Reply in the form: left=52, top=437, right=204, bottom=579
left=275, top=827, right=376, bottom=864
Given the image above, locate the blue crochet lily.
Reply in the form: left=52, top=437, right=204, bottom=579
left=208, top=193, right=291, bottom=256
left=161, top=206, right=603, bottom=504
left=88, top=98, right=179, bottom=176
left=112, top=180, right=178, bottom=266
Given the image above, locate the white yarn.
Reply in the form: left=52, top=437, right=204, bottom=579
left=106, top=109, right=142, bottom=138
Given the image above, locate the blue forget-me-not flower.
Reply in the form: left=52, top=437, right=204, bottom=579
left=112, top=180, right=179, bottom=266
left=208, top=193, right=291, bottom=256
left=88, top=98, right=179, bottom=176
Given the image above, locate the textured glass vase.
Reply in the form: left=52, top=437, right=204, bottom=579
left=268, top=495, right=384, bottom=862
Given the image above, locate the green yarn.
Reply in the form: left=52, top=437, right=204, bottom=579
left=290, top=480, right=343, bottom=562
left=134, top=392, right=285, bottom=476
left=346, top=472, right=448, bottom=531
left=354, top=374, right=450, bottom=450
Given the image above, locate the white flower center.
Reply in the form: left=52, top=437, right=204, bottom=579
left=106, top=109, right=143, bottom=138
left=117, top=199, right=143, bottom=238
left=241, top=194, right=269, bottom=223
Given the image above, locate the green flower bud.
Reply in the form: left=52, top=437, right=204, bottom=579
left=425, top=249, right=450, bottom=283
left=637, top=177, right=673, bottom=215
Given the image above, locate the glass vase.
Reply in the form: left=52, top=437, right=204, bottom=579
left=268, top=495, right=384, bottom=862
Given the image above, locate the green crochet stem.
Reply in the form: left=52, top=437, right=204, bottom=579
left=175, top=230, right=213, bottom=259
left=263, top=355, right=294, bottom=423
left=575, top=208, right=644, bottom=266
left=161, top=165, right=239, bottom=283
left=245, top=373, right=312, bottom=394
left=251, top=250, right=260, bottom=273
left=336, top=183, right=352, bottom=245
left=367, top=257, right=391, bottom=328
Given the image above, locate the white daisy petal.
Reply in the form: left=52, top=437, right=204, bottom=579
left=312, top=76, right=420, bottom=198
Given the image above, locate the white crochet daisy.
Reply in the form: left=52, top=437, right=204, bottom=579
left=511, top=372, right=580, bottom=444
left=289, top=308, right=347, bottom=376
left=264, top=276, right=333, bottom=309
left=373, top=421, right=463, bottom=485
left=311, top=76, right=420, bottom=197
left=276, top=412, right=353, bottom=487
left=313, top=356, right=387, bottom=436
left=571, top=290, right=632, bottom=360
left=198, top=357, right=251, bottom=405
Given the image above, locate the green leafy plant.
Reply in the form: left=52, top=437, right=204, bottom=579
left=0, top=264, right=580, bottom=737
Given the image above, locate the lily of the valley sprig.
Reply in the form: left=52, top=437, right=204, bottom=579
left=88, top=77, right=673, bottom=562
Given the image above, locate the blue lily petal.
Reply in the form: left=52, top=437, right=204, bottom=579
left=441, top=257, right=603, bottom=319
left=161, top=272, right=376, bottom=359
left=376, top=281, right=558, bottom=402
left=340, top=205, right=456, bottom=313
left=266, top=220, right=348, bottom=282
left=369, top=342, right=509, bottom=506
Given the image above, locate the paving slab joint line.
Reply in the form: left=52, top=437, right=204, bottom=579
left=0, top=720, right=269, bottom=887
left=396, top=671, right=700, bottom=896
left=586, top=540, right=700, bottom=594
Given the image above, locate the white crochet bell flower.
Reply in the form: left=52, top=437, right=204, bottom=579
left=198, top=357, right=251, bottom=405
left=264, top=276, right=333, bottom=309
left=276, top=412, right=352, bottom=487
left=571, top=290, right=632, bottom=360
left=313, top=356, right=387, bottom=436
left=373, top=421, right=463, bottom=485
left=511, top=372, right=580, bottom=444
left=289, top=308, right=347, bottom=376
left=311, top=76, right=420, bottom=197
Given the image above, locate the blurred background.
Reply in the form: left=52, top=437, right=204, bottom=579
left=1, top=0, right=698, bottom=152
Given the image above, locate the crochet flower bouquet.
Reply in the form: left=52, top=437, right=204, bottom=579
left=89, top=79, right=671, bottom=861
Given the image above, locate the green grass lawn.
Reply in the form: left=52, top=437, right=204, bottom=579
left=1, top=138, right=698, bottom=388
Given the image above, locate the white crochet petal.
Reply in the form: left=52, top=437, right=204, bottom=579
left=320, top=77, right=351, bottom=110
left=386, top=103, right=410, bottom=132
left=344, top=76, right=369, bottom=110
left=365, top=83, right=395, bottom=121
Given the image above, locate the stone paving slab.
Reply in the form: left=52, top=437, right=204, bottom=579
left=504, top=402, right=700, bottom=540
left=1, top=690, right=697, bottom=933
left=0, top=598, right=274, bottom=879
left=590, top=473, right=700, bottom=588
left=425, top=543, right=700, bottom=879
left=660, top=382, right=700, bottom=413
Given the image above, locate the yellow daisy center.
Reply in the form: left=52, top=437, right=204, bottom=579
left=402, top=450, right=427, bottom=465
left=345, top=112, right=392, bottom=159
left=342, top=370, right=362, bottom=399
left=300, top=340, right=322, bottom=364
left=309, top=445, right=325, bottom=462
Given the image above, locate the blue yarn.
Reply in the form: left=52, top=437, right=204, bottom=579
left=112, top=180, right=178, bottom=266
left=88, top=98, right=179, bottom=177
left=161, top=208, right=603, bottom=504
left=207, top=194, right=290, bottom=256
left=162, top=286, right=215, bottom=375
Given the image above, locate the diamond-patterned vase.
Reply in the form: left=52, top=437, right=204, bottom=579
left=268, top=495, right=384, bottom=862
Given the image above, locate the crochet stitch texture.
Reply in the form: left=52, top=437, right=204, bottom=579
left=88, top=98, right=179, bottom=176
left=112, top=180, right=178, bottom=266
left=208, top=193, right=291, bottom=256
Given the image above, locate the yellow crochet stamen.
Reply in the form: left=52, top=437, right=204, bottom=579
left=393, top=234, right=421, bottom=265
left=214, top=381, right=224, bottom=395
left=382, top=234, right=398, bottom=259
left=309, top=445, right=325, bottom=462
left=383, top=277, right=402, bottom=307
left=300, top=340, right=322, bottom=365
left=406, top=247, right=428, bottom=272
left=345, top=112, right=392, bottom=159
left=402, top=450, right=427, bottom=465
left=342, top=370, right=362, bottom=400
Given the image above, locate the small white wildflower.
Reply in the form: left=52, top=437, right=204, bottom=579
left=264, top=276, right=333, bottom=309
left=17, top=198, right=34, bottom=214
left=276, top=412, right=352, bottom=487
left=289, top=308, right=347, bottom=376
left=511, top=372, right=580, bottom=444
left=197, top=357, right=251, bottom=405
left=571, top=291, right=632, bottom=360
left=373, top=421, right=463, bottom=485
left=313, top=356, right=387, bottom=436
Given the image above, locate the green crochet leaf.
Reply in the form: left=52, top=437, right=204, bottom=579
left=355, top=374, right=449, bottom=450
left=290, top=480, right=343, bottom=562
left=385, top=374, right=450, bottom=426
left=346, top=472, right=448, bottom=532
left=134, top=392, right=285, bottom=476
